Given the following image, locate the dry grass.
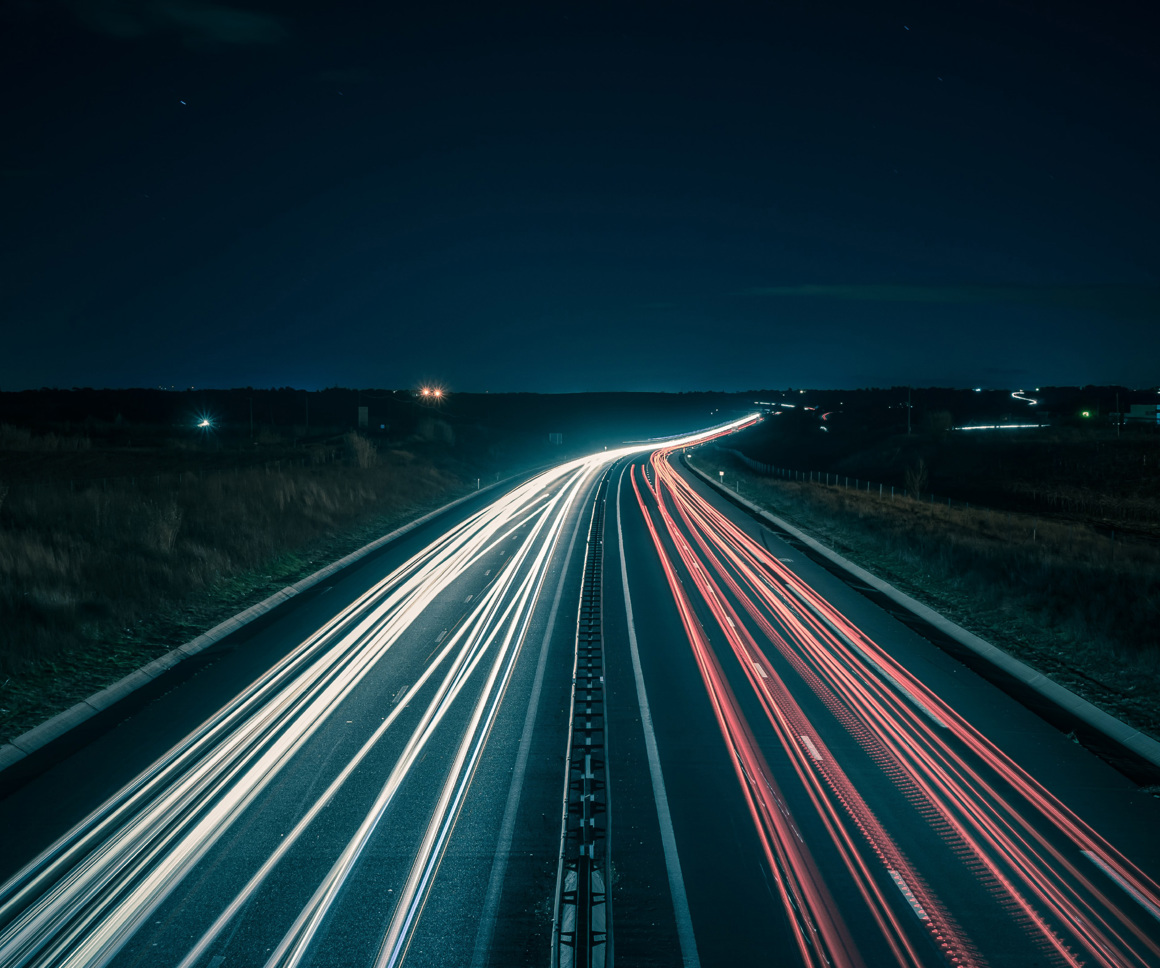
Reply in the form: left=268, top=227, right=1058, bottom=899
left=699, top=449, right=1160, bottom=738
left=0, top=436, right=461, bottom=677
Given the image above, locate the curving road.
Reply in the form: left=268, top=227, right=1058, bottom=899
left=1, top=418, right=1159, bottom=968
left=604, top=448, right=1160, bottom=968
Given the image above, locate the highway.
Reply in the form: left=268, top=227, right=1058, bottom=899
left=605, top=448, right=1160, bottom=967
left=1, top=418, right=1159, bottom=967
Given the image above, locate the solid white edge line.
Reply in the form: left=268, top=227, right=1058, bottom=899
left=468, top=480, right=589, bottom=968
left=1082, top=851, right=1160, bottom=924
left=616, top=463, right=702, bottom=968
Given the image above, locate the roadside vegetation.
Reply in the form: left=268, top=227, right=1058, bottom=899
left=697, top=446, right=1160, bottom=740
left=0, top=427, right=473, bottom=741
left=0, top=384, right=751, bottom=743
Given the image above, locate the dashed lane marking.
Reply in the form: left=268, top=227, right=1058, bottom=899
left=888, top=869, right=929, bottom=920
left=800, top=735, right=822, bottom=762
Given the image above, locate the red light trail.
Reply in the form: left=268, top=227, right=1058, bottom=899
left=632, top=446, right=1160, bottom=967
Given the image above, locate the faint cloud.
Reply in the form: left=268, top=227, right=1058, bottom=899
left=69, top=0, right=287, bottom=46
left=741, top=284, right=1160, bottom=318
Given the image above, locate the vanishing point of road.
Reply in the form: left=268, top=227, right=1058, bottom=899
left=1, top=416, right=1158, bottom=968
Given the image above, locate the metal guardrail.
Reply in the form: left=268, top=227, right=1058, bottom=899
left=551, top=474, right=611, bottom=968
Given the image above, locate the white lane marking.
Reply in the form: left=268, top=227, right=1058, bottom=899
left=484, top=569, right=491, bottom=577
left=888, top=869, right=929, bottom=920
left=817, top=619, right=949, bottom=729
left=786, top=582, right=949, bottom=729
left=752, top=661, right=768, bottom=679
left=437, top=629, right=448, bottom=643
left=872, top=662, right=948, bottom=728
left=470, top=484, right=588, bottom=967
left=0, top=421, right=759, bottom=968
left=1083, top=851, right=1160, bottom=923
left=617, top=465, right=701, bottom=968
left=269, top=482, right=580, bottom=968
left=465, top=595, right=473, bottom=603
left=377, top=473, right=593, bottom=968
left=800, top=735, right=822, bottom=762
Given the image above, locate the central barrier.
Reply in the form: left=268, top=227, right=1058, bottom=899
left=551, top=473, right=611, bottom=968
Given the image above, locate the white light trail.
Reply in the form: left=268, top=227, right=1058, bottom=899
left=954, top=423, right=1044, bottom=431
left=0, top=415, right=757, bottom=968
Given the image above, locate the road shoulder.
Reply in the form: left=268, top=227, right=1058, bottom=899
left=683, top=454, right=1160, bottom=784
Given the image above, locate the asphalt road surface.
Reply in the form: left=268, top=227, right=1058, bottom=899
left=2, top=419, right=1159, bottom=968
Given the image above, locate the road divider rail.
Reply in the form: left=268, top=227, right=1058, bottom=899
left=552, top=475, right=611, bottom=968
left=684, top=455, right=1160, bottom=775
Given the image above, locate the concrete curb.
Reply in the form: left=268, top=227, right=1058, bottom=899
left=0, top=476, right=515, bottom=775
left=685, top=456, right=1160, bottom=773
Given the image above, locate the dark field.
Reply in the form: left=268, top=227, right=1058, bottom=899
left=3, top=385, right=1157, bottom=744
left=698, top=413, right=1160, bottom=741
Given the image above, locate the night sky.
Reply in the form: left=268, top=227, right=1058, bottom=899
left=2, top=1, right=1157, bottom=392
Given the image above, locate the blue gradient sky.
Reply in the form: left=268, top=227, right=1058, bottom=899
left=2, top=1, right=1156, bottom=391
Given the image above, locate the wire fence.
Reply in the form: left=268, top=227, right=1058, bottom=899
left=715, top=447, right=974, bottom=511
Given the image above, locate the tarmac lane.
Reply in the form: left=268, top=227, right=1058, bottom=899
left=601, top=449, right=1160, bottom=967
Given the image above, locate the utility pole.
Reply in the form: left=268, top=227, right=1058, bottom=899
left=907, top=386, right=912, bottom=436
left=249, top=397, right=254, bottom=439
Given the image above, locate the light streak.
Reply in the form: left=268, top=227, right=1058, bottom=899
left=0, top=415, right=758, bottom=968
left=955, top=423, right=1044, bottom=431
left=632, top=471, right=864, bottom=968
left=637, top=445, right=1160, bottom=968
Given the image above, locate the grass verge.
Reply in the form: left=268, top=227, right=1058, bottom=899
left=0, top=442, right=480, bottom=742
left=696, top=448, right=1160, bottom=741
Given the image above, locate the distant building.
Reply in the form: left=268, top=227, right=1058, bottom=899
left=548, top=432, right=563, bottom=445
left=1126, top=404, right=1160, bottom=425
